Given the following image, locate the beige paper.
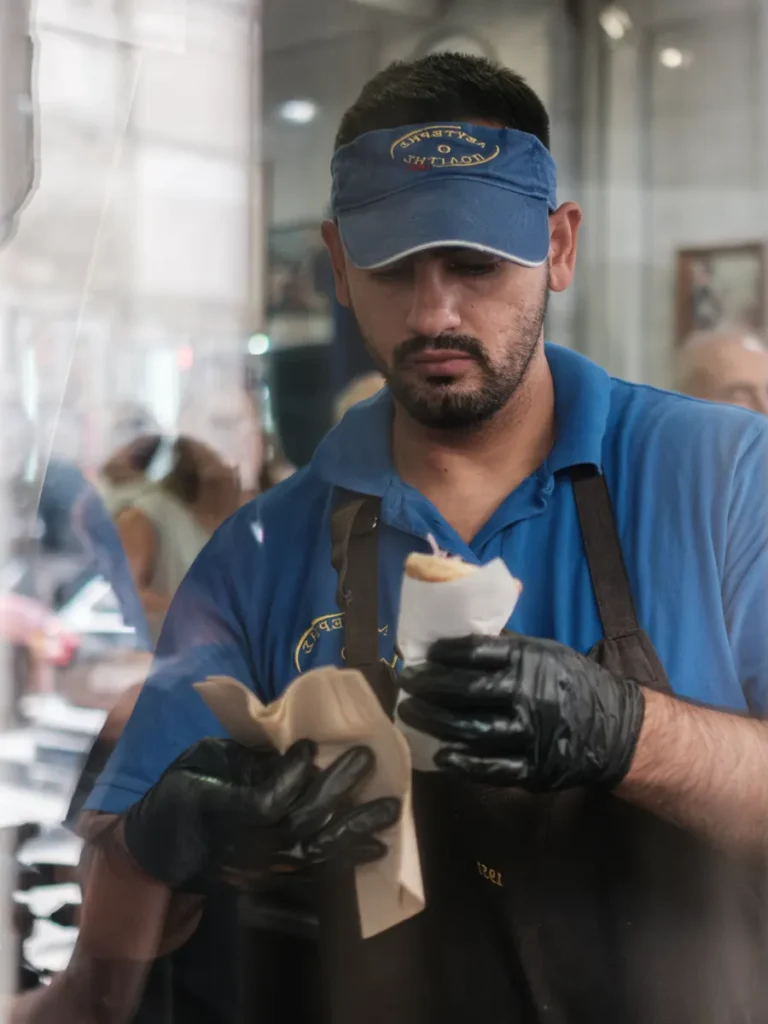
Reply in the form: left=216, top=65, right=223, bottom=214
left=194, top=667, right=423, bottom=939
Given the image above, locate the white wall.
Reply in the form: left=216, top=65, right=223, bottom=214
left=579, top=0, right=767, bottom=386
left=0, top=0, right=260, bottom=466
left=263, top=0, right=565, bottom=228
left=378, top=0, right=553, bottom=96
left=263, top=29, right=380, bottom=225
left=646, top=2, right=763, bottom=382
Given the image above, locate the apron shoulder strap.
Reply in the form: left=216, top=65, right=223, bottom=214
left=330, top=489, right=397, bottom=717
left=570, top=466, right=639, bottom=641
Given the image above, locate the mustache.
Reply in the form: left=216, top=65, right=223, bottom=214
left=393, top=334, right=491, bottom=370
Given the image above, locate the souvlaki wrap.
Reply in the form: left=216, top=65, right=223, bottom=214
left=395, top=544, right=523, bottom=771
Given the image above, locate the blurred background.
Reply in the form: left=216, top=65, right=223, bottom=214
left=1, top=0, right=767, bottom=1002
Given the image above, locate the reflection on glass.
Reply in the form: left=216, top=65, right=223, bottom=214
left=0, top=0, right=764, bottom=1019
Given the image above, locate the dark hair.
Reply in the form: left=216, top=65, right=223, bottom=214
left=101, top=433, right=163, bottom=484
left=126, top=434, right=163, bottom=474
left=335, top=53, right=550, bottom=151
left=162, top=435, right=230, bottom=506
left=162, top=433, right=293, bottom=505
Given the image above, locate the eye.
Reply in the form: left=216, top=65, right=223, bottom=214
left=369, top=263, right=411, bottom=282
left=448, top=259, right=502, bottom=277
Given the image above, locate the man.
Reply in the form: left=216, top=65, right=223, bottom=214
left=12, top=54, right=768, bottom=1023
left=676, top=327, right=768, bottom=413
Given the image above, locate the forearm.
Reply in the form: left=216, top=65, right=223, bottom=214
left=617, top=689, right=768, bottom=851
left=10, top=814, right=202, bottom=1024
left=10, top=951, right=153, bottom=1024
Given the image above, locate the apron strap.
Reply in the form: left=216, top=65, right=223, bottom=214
left=570, top=465, right=640, bottom=641
left=330, top=490, right=397, bottom=717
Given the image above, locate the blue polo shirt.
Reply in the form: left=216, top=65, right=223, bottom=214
left=86, top=343, right=768, bottom=814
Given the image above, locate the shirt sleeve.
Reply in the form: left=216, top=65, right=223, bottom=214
left=722, top=420, right=768, bottom=715
left=84, top=512, right=259, bottom=813
left=75, top=484, right=153, bottom=650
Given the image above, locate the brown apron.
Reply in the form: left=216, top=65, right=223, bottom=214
left=317, top=466, right=768, bottom=1024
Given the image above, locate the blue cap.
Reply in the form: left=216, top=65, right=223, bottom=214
left=330, top=122, right=557, bottom=270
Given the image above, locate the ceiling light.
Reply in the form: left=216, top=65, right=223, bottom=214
left=659, top=46, right=692, bottom=69
left=248, top=333, right=270, bottom=356
left=277, top=99, right=318, bottom=125
left=599, top=4, right=632, bottom=42
left=421, top=33, right=494, bottom=59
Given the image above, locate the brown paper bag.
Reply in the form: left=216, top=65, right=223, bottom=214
left=194, top=667, right=423, bottom=938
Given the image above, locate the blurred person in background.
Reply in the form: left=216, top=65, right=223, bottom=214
left=97, top=402, right=163, bottom=514
left=112, top=383, right=293, bottom=641
left=676, top=327, right=768, bottom=414
left=0, top=396, right=151, bottom=731
left=178, top=378, right=295, bottom=495
left=115, top=435, right=243, bottom=644
left=16, top=51, right=768, bottom=1024
left=37, top=399, right=84, bottom=466
left=99, top=433, right=163, bottom=516
left=2, top=395, right=150, bottom=649
left=71, top=385, right=295, bottom=813
left=333, top=371, right=385, bottom=422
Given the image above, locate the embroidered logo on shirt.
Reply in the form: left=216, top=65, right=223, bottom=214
left=294, top=613, right=397, bottom=673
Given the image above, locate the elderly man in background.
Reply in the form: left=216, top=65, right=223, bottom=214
left=676, top=328, right=768, bottom=414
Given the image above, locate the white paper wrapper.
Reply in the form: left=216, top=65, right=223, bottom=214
left=395, top=558, right=522, bottom=772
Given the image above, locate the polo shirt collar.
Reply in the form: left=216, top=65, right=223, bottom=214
left=545, top=343, right=611, bottom=475
left=312, top=342, right=612, bottom=494
left=312, top=387, right=395, bottom=496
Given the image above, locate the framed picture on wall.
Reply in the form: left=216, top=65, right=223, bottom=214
left=675, top=243, right=766, bottom=345
left=267, top=223, right=333, bottom=315
left=266, top=221, right=335, bottom=349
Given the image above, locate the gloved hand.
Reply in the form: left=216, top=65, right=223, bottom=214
left=123, top=738, right=400, bottom=888
left=398, top=634, right=646, bottom=792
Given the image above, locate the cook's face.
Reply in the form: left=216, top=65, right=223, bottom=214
left=322, top=206, right=580, bottom=430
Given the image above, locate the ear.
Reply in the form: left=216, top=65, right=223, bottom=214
left=321, top=220, right=351, bottom=307
left=548, top=202, right=582, bottom=293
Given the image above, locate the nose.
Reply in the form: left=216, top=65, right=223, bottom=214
left=404, top=261, right=462, bottom=338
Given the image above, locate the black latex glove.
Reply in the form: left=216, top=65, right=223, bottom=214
left=123, top=738, right=400, bottom=888
left=398, top=634, right=646, bottom=792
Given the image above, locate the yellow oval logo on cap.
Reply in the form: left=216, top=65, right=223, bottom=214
left=390, top=124, right=500, bottom=169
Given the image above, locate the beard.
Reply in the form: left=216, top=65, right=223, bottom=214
left=356, top=280, right=549, bottom=431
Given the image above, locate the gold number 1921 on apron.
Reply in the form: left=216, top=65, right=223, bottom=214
left=476, top=861, right=504, bottom=887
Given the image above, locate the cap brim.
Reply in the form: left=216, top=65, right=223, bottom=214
left=337, top=177, right=550, bottom=270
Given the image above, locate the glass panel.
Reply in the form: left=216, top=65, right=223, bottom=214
left=1, top=0, right=765, bottom=1018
